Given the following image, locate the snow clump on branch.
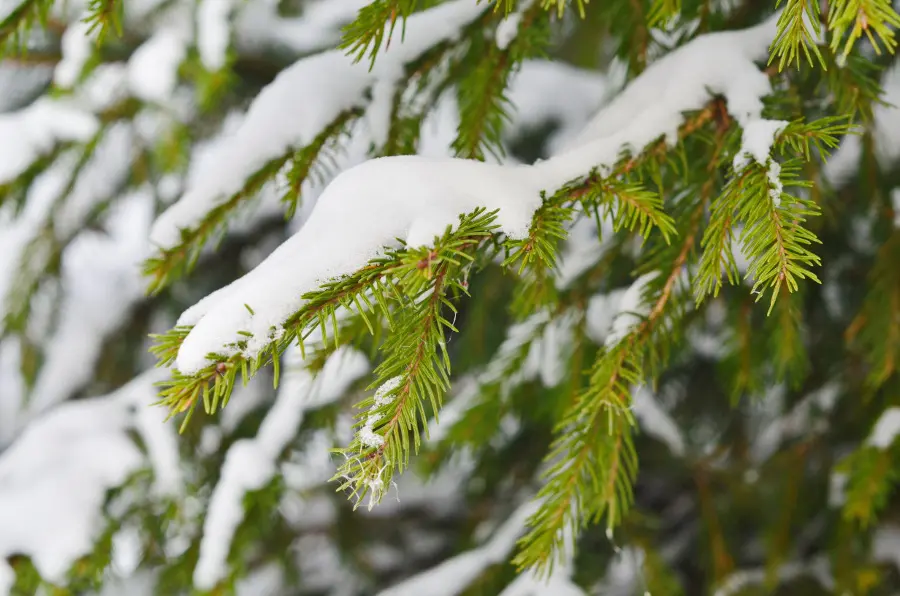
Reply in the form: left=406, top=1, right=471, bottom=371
left=166, top=13, right=782, bottom=375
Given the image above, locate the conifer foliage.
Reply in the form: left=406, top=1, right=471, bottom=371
left=1, top=0, right=900, bottom=593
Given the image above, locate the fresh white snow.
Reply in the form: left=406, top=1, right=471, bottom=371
left=594, top=547, right=646, bottom=596
left=127, top=28, right=189, bottom=103
left=197, top=0, right=234, bottom=71
left=54, top=20, right=94, bottom=89
left=495, top=0, right=532, bottom=51
left=77, top=63, right=130, bottom=111
left=377, top=499, right=540, bottom=596
left=584, top=289, right=628, bottom=345
left=873, top=525, right=900, bottom=570
left=234, top=0, right=370, bottom=55
left=732, top=118, right=787, bottom=171
left=0, top=99, right=98, bottom=185
left=562, top=14, right=777, bottom=152
left=868, top=407, right=900, bottom=450
left=0, top=339, right=25, bottom=447
left=0, top=371, right=169, bottom=593
left=505, top=61, right=608, bottom=154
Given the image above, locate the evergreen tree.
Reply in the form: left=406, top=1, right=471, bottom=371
left=1, top=0, right=900, bottom=593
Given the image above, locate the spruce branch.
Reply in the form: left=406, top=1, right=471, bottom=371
left=424, top=298, right=599, bottom=474
left=646, top=107, right=729, bottom=280
left=766, top=288, right=809, bottom=387
left=502, top=202, right=571, bottom=314
left=378, top=21, right=487, bottom=156
left=453, top=38, right=513, bottom=161
left=339, top=0, right=419, bottom=67
left=640, top=203, right=706, bottom=371
left=506, top=109, right=704, bottom=280
left=827, top=0, right=900, bottom=60
left=696, top=117, right=851, bottom=312
left=0, top=150, right=62, bottom=214
left=776, top=116, right=854, bottom=159
left=512, top=147, right=722, bottom=571
left=1, top=133, right=103, bottom=337
left=145, top=9, right=497, bottom=293
left=465, top=103, right=714, bottom=311
left=0, top=0, right=53, bottom=53
left=821, top=53, right=885, bottom=123
left=152, top=260, right=404, bottom=430
left=570, top=177, right=677, bottom=244
left=838, top=445, right=899, bottom=526
left=333, top=267, right=453, bottom=508
left=2, top=106, right=143, bottom=338
left=0, top=100, right=141, bottom=214
left=439, top=311, right=554, bottom=440
left=513, top=339, right=639, bottom=575
left=540, top=0, right=587, bottom=19
left=82, top=0, right=122, bottom=43
left=498, top=103, right=719, bottom=321
left=596, top=0, right=651, bottom=73
left=515, top=218, right=699, bottom=572
left=847, top=231, right=900, bottom=389
left=770, top=0, right=825, bottom=71
left=151, top=262, right=403, bottom=428
left=281, top=108, right=363, bottom=219
left=501, top=171, right=675, bottom=319
left=152, top=211, right=499, bottom=430
left=329, top=210, right=499, bottom=508
left=739, top=159, right=822, bottom=314
left=626, top=0, right=649, bottom=70
left=557, top=101, right=720, bottom=205
left=143, top=155, right=291, bottom=294
left=145, top=109, right=367, bottom=293
left=10, top=0, right=900, bottom=590
left=648, top=0, right=681, bottom=28
left=452, top=2, right=548, bottom=160
left=504, top=202, right=573, bottom=273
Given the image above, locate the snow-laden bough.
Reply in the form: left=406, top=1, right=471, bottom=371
left=167, top=13, right=782, bottom=375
